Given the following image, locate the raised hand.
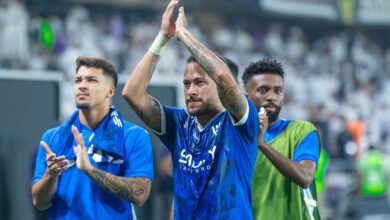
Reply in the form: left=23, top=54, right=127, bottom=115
left=258, top=114, right=269, bottom=150
left=160, top=0, right=180, bottom=37
left=40, top=141, right=68, bottom=178
left=71, top=125, right=93, bottom=173
left=175, top=6, right=189, bottom=33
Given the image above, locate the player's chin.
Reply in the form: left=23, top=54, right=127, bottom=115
left=76, top=102, right=90, bottom=109
left=187, top=106, right=201, bottom=116
left=186, top=103, right=198, bottom=111
left=187, top=108, right=197, bottom=116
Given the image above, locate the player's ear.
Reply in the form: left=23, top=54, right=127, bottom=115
left=244, top=88, right=248, bottom=96
left=107, top=85, right=115, bottom=98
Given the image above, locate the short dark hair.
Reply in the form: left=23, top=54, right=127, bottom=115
left=225, top=57, right=239, bottom=81
left=242, top=58, right=284, bottom=86
left=186, top=55, right=238, bottom=80
left=76, top=56, right=118, bottom=87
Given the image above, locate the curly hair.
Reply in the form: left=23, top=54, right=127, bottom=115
left=242, top=58, right=284, bottom=86
left=76, top=56, right=118, bottom=88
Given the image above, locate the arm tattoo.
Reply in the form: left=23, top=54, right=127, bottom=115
left=138, top=98, right=162, bottom=132
left=183, top=31, right=221, bottom=77
left=88, top=166, right=151, bottom=205
left=180, top=29, right=247, bottom=119
left=220, top=87, right=247, bottom=117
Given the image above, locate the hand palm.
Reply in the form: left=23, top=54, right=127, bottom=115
left=72, top=126, right=93, bottom=173
left=75, top=144, right=90, bottom=171
left=160, top=0, right=179, bottom=37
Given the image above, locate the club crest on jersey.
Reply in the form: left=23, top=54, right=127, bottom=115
left=191, top=130, right=200, bottom=144
left=111, top=111, right=122, bottom=127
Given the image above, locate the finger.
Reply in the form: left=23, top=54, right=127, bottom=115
left=57, top=160, right=70, bottom=168
left=49, top=160, right=69, bottom=173
left=47, top=162, right=59, bottom=171
left=165, top=0, right=179, bottom=14
left=165, top=0, right=180, bottom=22
left=40, top=141, right=53, bottom=155
left=46, top=153, right=56, bottom=161
left=179, top=6, right=184, bottom=14
left=178, top=6, right=186, bottom=20
left=71, top=125, right=81, bottom=145
left=71, top=126, right=85, bottom=149
left=74, top=146, right=79, bottom=155
left=53, top=155, right=66, bottom=163
left=169, top=0, right=180, bottom=9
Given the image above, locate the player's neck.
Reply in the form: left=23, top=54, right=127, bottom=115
left=268, top=118, right=280, bottom=130
left=196, top=107, right=224, bottom=127
left=79, top=105, right=110, bottom=129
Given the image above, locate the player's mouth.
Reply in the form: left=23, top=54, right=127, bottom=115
left=263, top=104, right=277, bottom=112
left=77, top=93, right=89, bottom=99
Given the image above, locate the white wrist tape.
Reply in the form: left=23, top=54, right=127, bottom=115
left=148, top=33, right=170, bottom=56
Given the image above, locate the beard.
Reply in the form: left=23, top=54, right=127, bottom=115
left=265, top=105, right=281, bottom=123
left=187, top=101, right=215, bottom=117
left=76, top=102, right=90, bottom=109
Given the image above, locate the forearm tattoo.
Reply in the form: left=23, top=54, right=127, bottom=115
left=221, top=87, right=247, bottom=116
left=180, top=30, right=247, bottom=118
left=137, top=98, right=161, bottom=131
left=89, top=166, right=151, bottom=205
left=182, top=31, right=221, bottom=77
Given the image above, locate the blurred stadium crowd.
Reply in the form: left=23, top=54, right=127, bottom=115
left=1, top=0, right=390, bottom=219
left=1, top=0, right=389, bottom=156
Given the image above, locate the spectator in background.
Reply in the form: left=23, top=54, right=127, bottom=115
left=354, top=144, right=390, bottom=218
left=0, top=0, right=29, bottom=68
left=336, top=115, right=356, bottom=158
left=243, top=58, right=321, bottom=219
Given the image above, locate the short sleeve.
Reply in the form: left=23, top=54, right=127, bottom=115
left=32, top=130, right=54, bottom=185
left=233, top=97, right=260, bottom=142
left=123, top=125, right=154, bottom=181
left=152, top=105, right=186, bottom=151
left=293, top=131, right=320, bottom=165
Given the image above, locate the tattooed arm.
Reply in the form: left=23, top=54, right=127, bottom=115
left=87, top=167, right=151, bottom=206
left=122, top=0, right=180, bottom=132
left=122, top=53, right=162, bottom=132
left=175, top=7, right=247, bottom=121
left=71, top=126, right=152, bottom=206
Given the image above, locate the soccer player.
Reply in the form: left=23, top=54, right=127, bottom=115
left=243, top=58, right=321, bottom=219
left=32, top=56, right=153, bottom=219
left=122, top=1, right=259, bottom=219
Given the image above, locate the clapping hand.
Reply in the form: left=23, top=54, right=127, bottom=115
left=71, top=125, right=93, bottom=173
left=40, top=141, right=69, bottom=177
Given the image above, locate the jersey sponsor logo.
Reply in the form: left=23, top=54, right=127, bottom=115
left=178, top=145, right=217, bottom=173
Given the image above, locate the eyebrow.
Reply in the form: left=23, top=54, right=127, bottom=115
left=183, top=77, right=204, bottom=83
left=75, top=75, right=99, bottom=80
left=258, top=85, right=283, bottom=90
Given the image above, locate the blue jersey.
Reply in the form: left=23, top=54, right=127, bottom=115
left=33, top=116, right=154, bottom=220
left=155, top=99, right=259, bottom=219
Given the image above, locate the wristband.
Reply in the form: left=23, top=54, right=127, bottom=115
left=148, top=33, right=170, bottom=56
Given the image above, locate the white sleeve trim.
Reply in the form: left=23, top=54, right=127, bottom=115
left=228, top=100, right=249, bottom=126
left=150, top=101, right=166, bottom=135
